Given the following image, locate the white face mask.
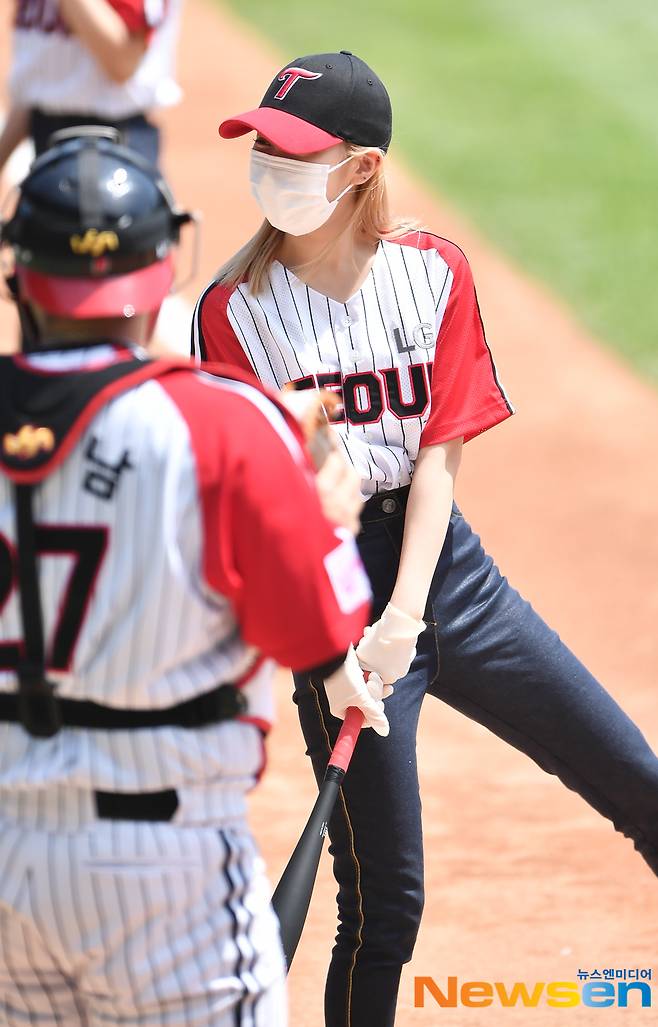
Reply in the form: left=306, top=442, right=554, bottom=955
left=249, top=149, right=356, bottom=236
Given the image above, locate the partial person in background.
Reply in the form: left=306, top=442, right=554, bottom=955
left=0, top=0, right=183, bottom=172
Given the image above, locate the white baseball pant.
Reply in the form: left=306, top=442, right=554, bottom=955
left=0, top=787, right=287, bottom=1026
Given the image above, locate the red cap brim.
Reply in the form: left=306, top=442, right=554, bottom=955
left=218, top=108, right=342, bottom=155
left=17, top=256, right=174, bottom=319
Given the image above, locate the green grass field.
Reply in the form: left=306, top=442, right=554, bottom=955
left=219, top=0, right=658, bottom=384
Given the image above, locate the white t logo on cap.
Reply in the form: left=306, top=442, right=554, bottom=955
left=274, top=67, right=323, bottom=100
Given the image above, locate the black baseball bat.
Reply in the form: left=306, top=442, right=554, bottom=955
left=271, top=705, right=364, bottom=970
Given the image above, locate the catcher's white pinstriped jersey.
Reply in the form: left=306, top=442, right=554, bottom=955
left=192, top=233, right=514, bottom=495
left=0, top=347, right=369, bottom=797
left=0, top=344, right=370, bottom=1026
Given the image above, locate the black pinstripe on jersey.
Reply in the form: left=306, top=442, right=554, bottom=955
left=193, top=237, right=513, bottom=494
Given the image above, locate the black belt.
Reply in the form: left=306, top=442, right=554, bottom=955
left=0, top=681, right=247, bottom=731
left=95, top=788, right=179, bottom=821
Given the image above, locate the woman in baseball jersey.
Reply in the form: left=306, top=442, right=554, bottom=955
left=0, top=0, right=183, bottom=172
left=193, top=52, right=658, bottom=1027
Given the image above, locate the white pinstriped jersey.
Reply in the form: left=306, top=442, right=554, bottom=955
left=193, top=233, right=514, bottom=496
left=0, top=346, right=370, bottom=795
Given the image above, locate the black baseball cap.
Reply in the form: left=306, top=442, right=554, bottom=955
left=219, top=51, right=392, bottom=155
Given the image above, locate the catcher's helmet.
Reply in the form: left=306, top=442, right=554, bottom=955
left=1, top=127, right=192, bottom=319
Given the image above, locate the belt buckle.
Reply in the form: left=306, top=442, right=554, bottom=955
left=18, top=673, right=62, bottom=738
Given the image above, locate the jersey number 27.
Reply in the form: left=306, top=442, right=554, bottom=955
left=0, top=525, right=108, bottom=672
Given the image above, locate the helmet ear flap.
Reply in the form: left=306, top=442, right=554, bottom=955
left=1, top=267, right=41, bottom=350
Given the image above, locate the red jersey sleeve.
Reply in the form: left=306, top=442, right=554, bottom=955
left=191, top=280, right=255, bottom=375
left=420, top=239, right=514, bottom=447
left=108, top=0, right=165, bottom=35
left=161, top=368, right=371, bottom=671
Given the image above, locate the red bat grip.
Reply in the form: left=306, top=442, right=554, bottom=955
left=328, top=706, right=364, bottom=773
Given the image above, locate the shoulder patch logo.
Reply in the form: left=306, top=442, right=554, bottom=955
left=274, top=67, right=323, bottom=101
left=70, top=229, right=119, bottom=257
left=3, top=425, right=55, bottom=461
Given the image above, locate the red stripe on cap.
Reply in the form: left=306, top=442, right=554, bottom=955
left=17, top=256, right=174, bottom=319
left=218, top=108, right=342, bottom=155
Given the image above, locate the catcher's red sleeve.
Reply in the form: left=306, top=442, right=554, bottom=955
left=419, top=238, right=513, bottom=447
left=161, top=369, right=371, bottom=670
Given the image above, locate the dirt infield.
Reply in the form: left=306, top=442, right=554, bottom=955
left=2, top=1, right=658, bottom=1022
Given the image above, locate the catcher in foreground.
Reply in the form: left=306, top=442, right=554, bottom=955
left=0, top=129, right=386, bottom=1026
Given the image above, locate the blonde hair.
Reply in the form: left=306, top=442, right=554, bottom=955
left=216, top=144, right=419, bottom=294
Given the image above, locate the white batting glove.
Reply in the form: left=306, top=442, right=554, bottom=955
left=355, top=602, right=425, bottom=685
left=324, top=646, right=392, bottom=737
